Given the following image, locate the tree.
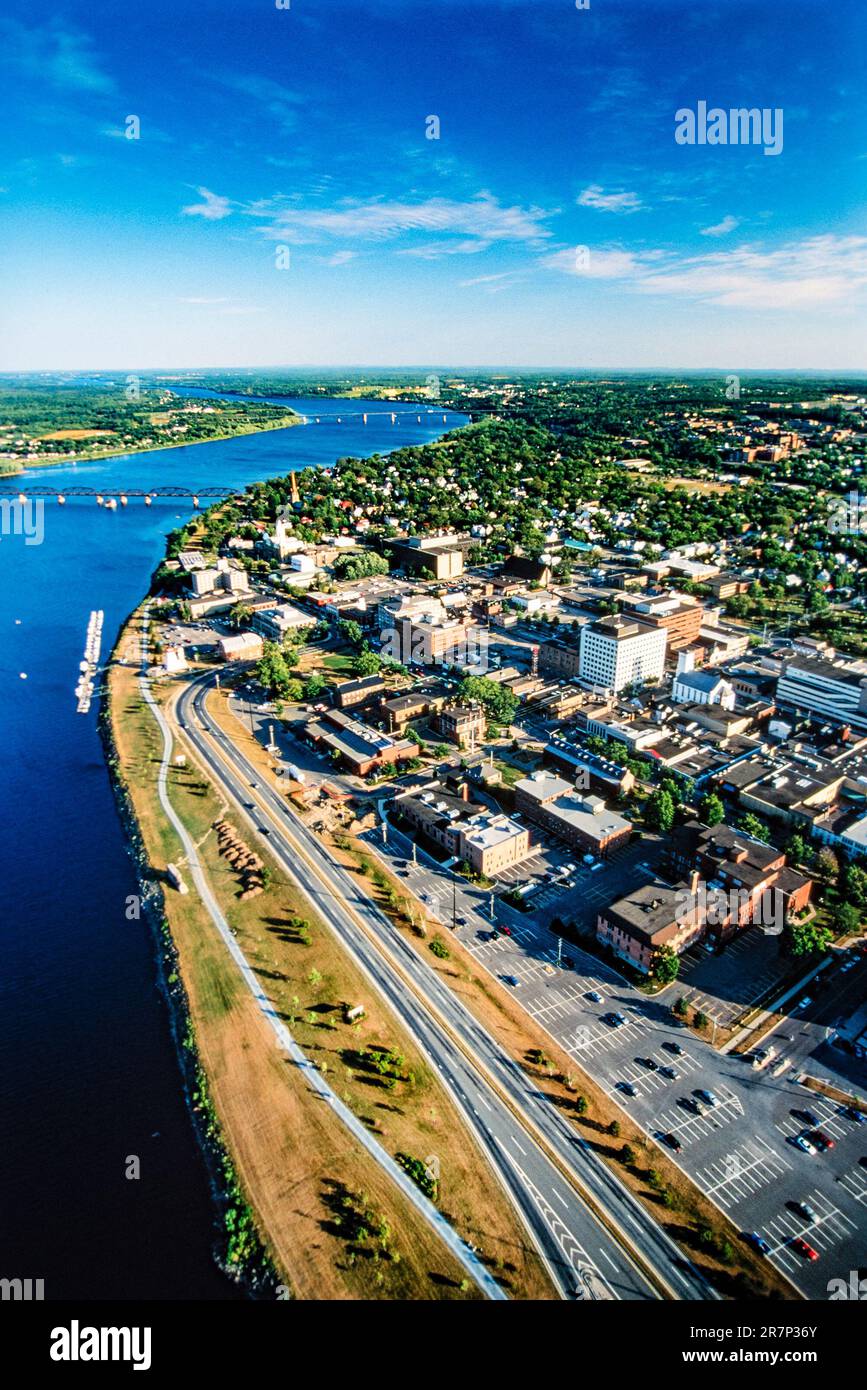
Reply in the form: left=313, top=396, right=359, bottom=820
left=814, top=846, right=840, bottom=883
left=739, top=811, right=770, bottom=844
left=652, top=945, right=680, bottom=985
left=700, top=792, right=725, bottom=827
left=228, top=602, right=253, bottom=630
left=338, top=618, right=364, bottom=649
left=353, top=648, right=382, bottom=676
left=783, top=918, right=833, bottom=958
left=333, top=550, right=390, bottom=582
left=786, top=832, right=810, bottom=867
left=646, top=787, right=675, bottom=833
left=256, top=642, right=300, bottom=698
left=842, top=863, right=867, bottom=909
left=673, top=995, right=688, bottom=1018
left=835, top=902, right=862, bottom=937
left=457, top=675, right=518, bottom=725
left=303, top=672, right=327, bottom=700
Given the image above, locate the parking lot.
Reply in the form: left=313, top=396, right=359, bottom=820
left=676, top=926, right=796, bottom=1031
left=362, top=823, right=867, bottom=1298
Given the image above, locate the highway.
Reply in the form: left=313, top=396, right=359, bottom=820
left=176, top=670, right=719, bottom=1301
left=136, top=616, right=506, bottom=1300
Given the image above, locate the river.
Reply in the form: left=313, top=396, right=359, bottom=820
left=0, top=395, right=465, bottom=1299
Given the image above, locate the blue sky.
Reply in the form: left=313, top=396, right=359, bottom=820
left=1, top=0, right=865, bottom=371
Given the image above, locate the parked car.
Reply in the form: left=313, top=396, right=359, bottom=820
left=663, top=1041, right=684, bottom=1056
left=791, top=1201, right=816, bottom=1223
left=586, top=990, right=604, bottom=1004
left=794, top=996, right=812, bottom=1011
left=809, top=1130, right=835, bottom=1151
left=744, top=1232, right=771, bottom=1255
left=663, top=1132, right=682, bottom=1153
left=695, top=1089, right=720, bottom=1108
left=618, top=1081, right=637, bottom=1097
left=660, top=1066, right=677, bottom=1080
left=505, top=975, right=520, bottom=988
left=844, top=1107, right=866, bottom=1125
left=639, top=1057, right=658, bottom=1071
left=791, top=1237, right=819, bottom=1261
left=790, top=1134, right=817, bottom=1155
left=796, top=1110, right=820, bottom=1128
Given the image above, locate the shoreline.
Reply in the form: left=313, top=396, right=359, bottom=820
left=0, top=413, right=302, bottom=477
left=100, top=618, right=276, bottom=1299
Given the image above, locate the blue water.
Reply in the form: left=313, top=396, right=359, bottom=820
left=0, top=397, right=464, bottom=1299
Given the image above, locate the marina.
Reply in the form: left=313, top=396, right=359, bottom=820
left=75, top=608, right=103, bottom=713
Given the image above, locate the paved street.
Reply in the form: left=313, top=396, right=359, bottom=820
left=179, top=672, right=726, bottom=1302
left=365, top=819, right=867, bottom=1299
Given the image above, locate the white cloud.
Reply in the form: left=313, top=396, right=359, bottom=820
left=249, top=193, right=552, bottom=250
left=701, top=215, right=739, bottom=237
left=577, top=185, right=642, bottom=214
left=545, top=234, right=867, bottom=310
left=323, top=250, right=357, bottom=266
left=182, top=187, right=233, bottom=221
left=178, top=296, right=231, bottom=304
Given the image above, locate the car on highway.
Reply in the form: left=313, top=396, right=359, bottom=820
left=791, top=1237, right=819, bottom=1261
left=695, top=1089, right=719, bottom=1108
left=790, top=1201, right=816, bottom=1223
left=662, top=1132, right=682, bottom=1153
left=743, top=1232, right=771, bottom=1255
left=586, top=990, right=604, bottom=1003
left=790, top=1134, right=817, bottom=1155
left=809, top=1129, right=835, bottom=1151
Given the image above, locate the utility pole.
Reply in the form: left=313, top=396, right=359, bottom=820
left=382, top=819, right=388, bottom=846
left=412, top=840, right=417, bottom=865
left=557, top=933, right=563, bottom=967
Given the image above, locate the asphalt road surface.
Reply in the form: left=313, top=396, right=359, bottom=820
left=175, top=671, right=720, bottom=1302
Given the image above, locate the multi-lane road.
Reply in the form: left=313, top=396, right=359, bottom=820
left=363, top=822, right=867, bottom=1300
left=174, top=671, right=720, bottom=1302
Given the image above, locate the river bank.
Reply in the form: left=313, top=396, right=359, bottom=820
left=0, top=413, right=302, bottom=476
left=0, top=391, right=467, bottom=1298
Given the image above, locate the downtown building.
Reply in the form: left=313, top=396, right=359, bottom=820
left=578, top=614, right=667, bottom=694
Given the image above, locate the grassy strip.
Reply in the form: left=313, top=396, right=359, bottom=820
left=199, top=686, right=556, bottom=1298
left=110, top=614, right=554, bottom=1299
